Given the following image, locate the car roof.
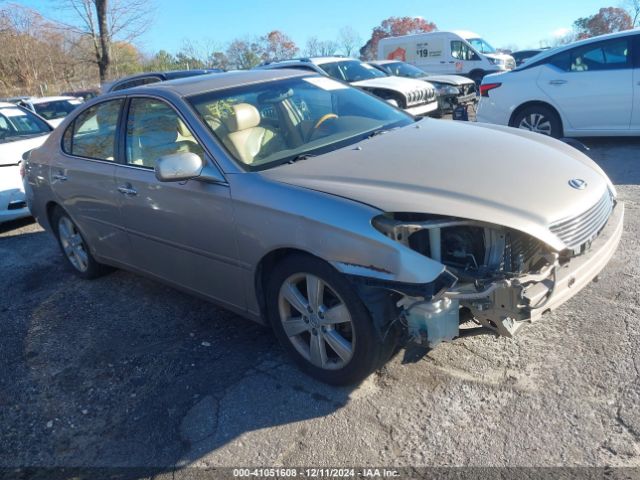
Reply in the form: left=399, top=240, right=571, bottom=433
left=369, top=60, right=399, bottom=65
left=0, top=101, right=18, bottom=108
left=452, top=30, right=481, bottom=39
left=29, top=96, right=78, bottom=104
left=262, top=57, right=356, bottom=68
left=126, top=68, right=310, bottom=97
left=111, top=69, right=219, bottom=84
left=517, top=28, right=640, bottom=67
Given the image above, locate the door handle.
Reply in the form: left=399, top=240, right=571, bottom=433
left=52, top=173, right=67, bottom=181
left=117, top=185, right=137, bottom=196
left=549, top=80, right=567, bottom=85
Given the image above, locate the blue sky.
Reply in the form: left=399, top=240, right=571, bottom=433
left=26, top=0, right=615, bottom=53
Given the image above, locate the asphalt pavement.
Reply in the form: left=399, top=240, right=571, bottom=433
left=1, top=136, right=638, bottom=479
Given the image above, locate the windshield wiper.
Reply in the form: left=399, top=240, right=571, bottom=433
left=364, top=128, right=393, bottom=140
left=288, top=153, right=317, bottom=164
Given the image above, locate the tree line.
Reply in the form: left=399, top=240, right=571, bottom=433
left=1, top=1, right=638, bottom=98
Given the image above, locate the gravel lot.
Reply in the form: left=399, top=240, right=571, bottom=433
left=1, top=135, right=639, bottom=477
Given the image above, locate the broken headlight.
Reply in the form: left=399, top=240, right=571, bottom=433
left=372, top=213, right=551, bottom=282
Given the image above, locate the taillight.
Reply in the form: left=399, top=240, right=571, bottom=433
left=480, top=82, right=502, bottom=97
left=19, top=161, right=25, bottom=179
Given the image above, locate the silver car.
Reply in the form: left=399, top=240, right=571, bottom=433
left=24, top=69, right=624, bottom=385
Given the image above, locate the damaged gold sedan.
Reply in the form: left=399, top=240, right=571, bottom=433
left=25, top=69, right=623, bottom=385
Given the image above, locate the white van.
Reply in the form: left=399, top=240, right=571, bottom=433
left=378, top=31, right=515, bottom=84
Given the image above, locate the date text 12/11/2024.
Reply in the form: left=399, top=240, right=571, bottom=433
left=232, top=468, right=401, bottom=478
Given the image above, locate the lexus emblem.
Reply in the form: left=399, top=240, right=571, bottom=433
left=568, top=178, right=587, bottom=190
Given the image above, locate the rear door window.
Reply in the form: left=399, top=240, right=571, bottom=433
left=62, top=99, right=123, bottom=161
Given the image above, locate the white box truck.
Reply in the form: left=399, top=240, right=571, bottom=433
left=378, top=31, right=515, bottom=84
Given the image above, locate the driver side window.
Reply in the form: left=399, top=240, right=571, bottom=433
left=451, top=41, right=479, bottom=61
left=125, top=98, right=205, bottom=169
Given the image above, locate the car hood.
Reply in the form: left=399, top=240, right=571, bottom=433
left=0, top=134, right=49, bottom=166
left=486, top=52, right=514, bottom=61
left=262, top=119, right=613, bottom=251
left=422, top=74, right=474, bottom=86
left=351, top=76, right=433, bottom=94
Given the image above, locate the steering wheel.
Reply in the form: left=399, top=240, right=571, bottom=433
left=313, top=113, right=339, bottom=130
left=306, top=113, right=339, bottom=142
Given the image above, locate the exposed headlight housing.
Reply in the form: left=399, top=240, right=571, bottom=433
left=488, top=57, right=505, bottom=66
left=372, top=213, right=552, bottom=282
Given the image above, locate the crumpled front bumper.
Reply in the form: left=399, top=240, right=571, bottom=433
left=468, top=201, right=625, bottom=336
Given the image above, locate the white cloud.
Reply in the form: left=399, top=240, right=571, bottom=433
left=552, top=27, right=571, bottom=38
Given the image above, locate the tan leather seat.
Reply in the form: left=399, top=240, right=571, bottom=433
left=129, top=114, right=203, bottom=167
left=223, top=103, right=280, bottom=165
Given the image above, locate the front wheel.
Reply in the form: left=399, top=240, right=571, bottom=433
left=511, top=105, right=562, bottom=138
left=267, top=254, right=393, bottom=385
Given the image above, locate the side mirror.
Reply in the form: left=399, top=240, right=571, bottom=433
left=155, top=152, right=204, bottom=182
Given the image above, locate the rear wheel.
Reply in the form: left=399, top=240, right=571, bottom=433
left=511, top=105, right=562, bottom=138
left=52, top=207, right=111, bottom=279
left=267, top=254, right=393, bottom=385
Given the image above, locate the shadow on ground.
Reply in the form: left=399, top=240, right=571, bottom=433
left=1, top=223, right=357, bottom=478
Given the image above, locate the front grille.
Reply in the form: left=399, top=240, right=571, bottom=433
left=549, top=191, right=614, bottom=249
left=407, top=88, right=432, bottom=106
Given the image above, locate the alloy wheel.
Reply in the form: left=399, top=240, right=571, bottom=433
left=518, top=113, right=552, bottom=135
left=58, top=216, right=89, bottom=272
left=278, top=273, right=355, bottom=370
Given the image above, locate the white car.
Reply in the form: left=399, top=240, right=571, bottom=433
left=13, top=96, right=83, bottom=128
left=0, top=102, right=52, bottom=223
left=258, top=57, right=438, bottom=116
left=378, top=31, right=515, bottom=84
left=476, top=29, right=640, bottom=137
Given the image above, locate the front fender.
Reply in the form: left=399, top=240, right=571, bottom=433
left=228, top=173, right=446, bottom=314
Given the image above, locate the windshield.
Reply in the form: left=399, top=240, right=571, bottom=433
left=189, top=76, right=413, bottom=171
left=468, top=38, right=496, bottom=54
left=32, top=99, right=82, bottom=120
left=381, top=62, right=426, bottom=79
left=318, top=60, right=387, bottom=82
left=0, top=106, right=51, bottom=143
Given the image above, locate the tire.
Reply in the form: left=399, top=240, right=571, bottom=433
left=469, top=70, right=485, bottom=87
left=266, top=254, right=393, bottom=385
left=51, top=207, right=111, bottom=279
left=511, top=105, right=562, bottom=138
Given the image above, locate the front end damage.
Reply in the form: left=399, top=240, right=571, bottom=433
left=363, top=198, right=624, bottom=348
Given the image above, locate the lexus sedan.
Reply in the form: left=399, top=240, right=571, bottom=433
left=24, top=69, right=623, bottom=385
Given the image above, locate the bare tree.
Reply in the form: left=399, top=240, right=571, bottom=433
left=305, top=37, right=339, bottom=57
left=337, top=26, right=360, bottom=57
left=624, top=0, right=640, bottom=25
left=60, top=0, right=153, bottom=81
